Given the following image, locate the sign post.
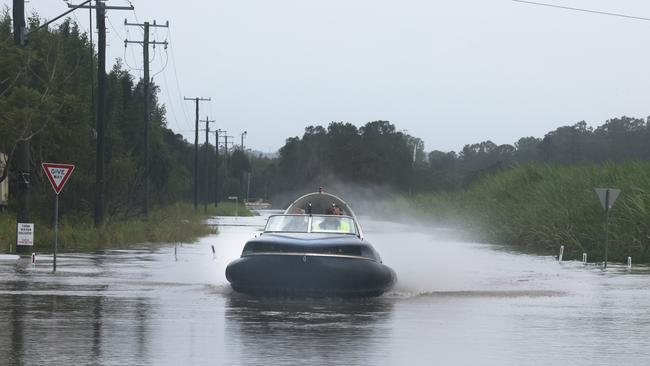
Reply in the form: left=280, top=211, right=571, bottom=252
left=42, top=163, right=75, bottom=272
left=594, top=188, right=621, bottom=269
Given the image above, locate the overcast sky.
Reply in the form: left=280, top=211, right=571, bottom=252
left=4, top=0, right=650, bottom=153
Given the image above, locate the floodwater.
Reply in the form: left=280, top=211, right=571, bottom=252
left=2, top=210, right=650, bottom=365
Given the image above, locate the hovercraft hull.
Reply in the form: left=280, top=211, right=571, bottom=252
left=226, top=254, right=396, bottom=297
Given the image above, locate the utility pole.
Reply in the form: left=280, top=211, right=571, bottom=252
left=184, top=97, right=210, bottom=210
left=68, top=0, right=134, bottom=227
left=125, top=19, right=169, bottom=217
left=246, top=172, right=251, bottom=202
left=13, top=0, right=28, bottom=255
left=214, top=129, right=221, bottom=207
left=238, top=131, right=248, bottom=198
left=222, top=133, right=234, bottom=189
left=200, top=116, right=215, bottom=214
left=214, top=129, right=228, bottom=207
left=240, top=131, right=247, bottom=151
left=12, top=0, right=25, bottom=46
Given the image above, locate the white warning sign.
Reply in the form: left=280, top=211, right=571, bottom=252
left=17, top=223, right=34, bottom=246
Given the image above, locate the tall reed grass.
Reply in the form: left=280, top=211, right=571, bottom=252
left=409, top=162, right=650, bottom=262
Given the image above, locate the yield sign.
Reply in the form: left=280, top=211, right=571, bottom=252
left=42, top=163, right=75, bottom=194
left=594, top=188, right=621, bottom=211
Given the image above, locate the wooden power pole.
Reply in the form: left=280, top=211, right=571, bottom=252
left=67, top=0, right=134, bottom=227
left=13, top=0, right=29, bottom=255
left=200, top=116, right=215, bottom=214
left=125, top=19, right=169, bottom=217
left=184, top=97, right=210, bottom=210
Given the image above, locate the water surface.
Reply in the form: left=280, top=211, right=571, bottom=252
left=1, top=211, right=649, bottom=365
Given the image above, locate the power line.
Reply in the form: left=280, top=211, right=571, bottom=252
left=123, top=26, right=143, bottom=73
left=106, top=16, right=124, bottom=40
left=160, top=59, right=187, bottom=132
left=512, top=0, right=650, bottom=22
left=151, top=49, right=169, bottom=78
left=168, top=28, right=192, bottom=127
left=60, top=0, right=90, bottom=35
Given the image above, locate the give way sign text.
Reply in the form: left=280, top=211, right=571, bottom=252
left=42, top=163, right=76, bottom=195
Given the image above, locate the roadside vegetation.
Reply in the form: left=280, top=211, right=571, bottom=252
left=1, top=13, right=256, bottom=253
left=204, top=202, right=255, bottom=217
left=0, top=202, right=253, bottom=253
left=402, top=162, right=650, bottom=263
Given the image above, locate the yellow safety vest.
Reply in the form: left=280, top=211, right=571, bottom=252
left=339, top=219, right=351, bottom=233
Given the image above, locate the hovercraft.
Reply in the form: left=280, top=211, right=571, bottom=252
left=225, top=191, right=396, bottom=297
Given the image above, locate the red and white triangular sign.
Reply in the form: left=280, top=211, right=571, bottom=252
left=42, top=163, right=75, bottom=194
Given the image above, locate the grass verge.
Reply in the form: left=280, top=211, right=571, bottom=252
left=204, top=201, right=255, bottom=217
left=0, top=201, right=251, bottom=253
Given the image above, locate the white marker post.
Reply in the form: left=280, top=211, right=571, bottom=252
left=42, top=163, right=76, bottom=273
left=594, top=188, right=621, bottom=270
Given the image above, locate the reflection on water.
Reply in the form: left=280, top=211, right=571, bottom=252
left=225, top=295, right=393, bottom=365
left=1, top=212, right=650, bottom=365
left=0, top=293, right=152, bottom=365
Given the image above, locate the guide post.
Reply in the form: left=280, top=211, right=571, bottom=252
left=42, top=163, right=76, bottom=272
left=594, top=188, right=621, bottom=269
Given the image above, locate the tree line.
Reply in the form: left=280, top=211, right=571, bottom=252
left=0, top=13, right=249, bottom=222
left=250, top=116, right=650, bottom=201
left=3, top=12, right=650, bottom=219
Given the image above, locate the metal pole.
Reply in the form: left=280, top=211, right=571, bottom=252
left=604, top=189, right=610, bottom=269
left=54, top=194, right=59, bottom=273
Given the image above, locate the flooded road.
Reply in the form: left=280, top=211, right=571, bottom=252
left=2, top=210, right=650, bottom=365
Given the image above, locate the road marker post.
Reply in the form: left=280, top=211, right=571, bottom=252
left=42, top=163, right=75, bottom=273
left=594, top=188, right=621, bottom=269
